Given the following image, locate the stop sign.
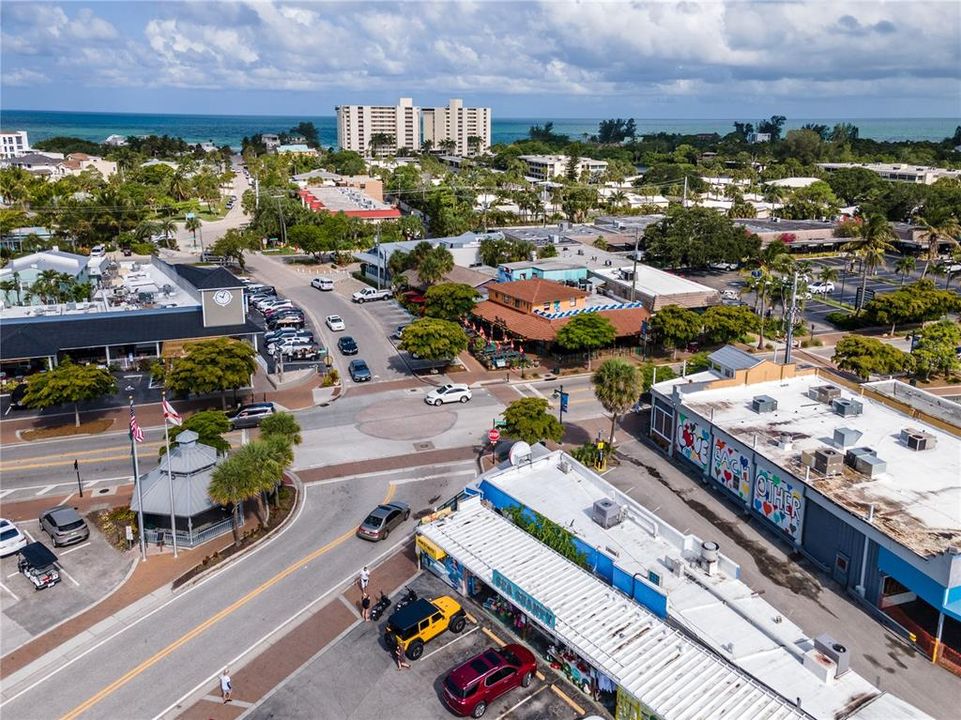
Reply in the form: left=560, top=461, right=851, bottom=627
left=488, top=428, right=501, bottom=443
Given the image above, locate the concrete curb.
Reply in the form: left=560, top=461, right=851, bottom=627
left=173, top=470, right=305, bottom=593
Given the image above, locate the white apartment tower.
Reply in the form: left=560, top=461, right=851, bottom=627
left=336, top=98, right=421, bottom=156
left=0, top=130, right=30, bottom=159
left=422, top=99, right=492, bottom=156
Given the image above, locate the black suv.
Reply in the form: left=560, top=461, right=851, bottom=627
left=337, top=336, right=359, bottom=355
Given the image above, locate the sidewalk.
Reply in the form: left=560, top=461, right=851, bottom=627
left=174, top=545, right=420, bottom=719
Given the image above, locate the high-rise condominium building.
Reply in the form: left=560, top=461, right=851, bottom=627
left=335, top=98, right=421, bottom=156
left=421, top=99, right=492, bottom=156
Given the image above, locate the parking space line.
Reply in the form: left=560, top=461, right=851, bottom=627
left=420, top=625, right=480, bottom=661
left=57, top=565, right=81, bottom=587
left=58, top=493, right=75, bottom=506
left=549, top=684, right=585, bottom=715
left=7, top=570, right=21, bottom=579
left=35, top=485, right=59, bottom=496
left=0, top=581, right=19, bottom=601
left=0, top=489, right=14, bottom=499
left=496, top=683, right=550, bottom=719
left=337, top=593, right=362, bottom=620
left=58, top=542, right=90, bottom=556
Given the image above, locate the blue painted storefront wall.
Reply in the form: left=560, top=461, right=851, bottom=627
left=477, top=479, right=669, bottom=618
left=877, top=546, right=959, bottom=622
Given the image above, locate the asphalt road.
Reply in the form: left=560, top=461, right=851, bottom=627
left=0, top=460, right=479, bottom=719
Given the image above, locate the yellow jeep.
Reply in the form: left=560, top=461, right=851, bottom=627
left=384, top=595, right=467, bottom=660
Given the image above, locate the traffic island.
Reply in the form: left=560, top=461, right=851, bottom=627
left=19, top=418, right=114, bottom=441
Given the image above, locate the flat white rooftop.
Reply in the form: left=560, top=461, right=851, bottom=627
left=476, top=449, right=926, bottom=719
left=669, top=373, right=961, bottom=557
left=593, top=264, right=719, bottom=298
left=420, top=497, right=808, bottom=720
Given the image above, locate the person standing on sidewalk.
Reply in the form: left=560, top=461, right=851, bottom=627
left=220, top=669, right=233, bottom=703
left=358, top=566, right=369, bottom=594
left=361, top=591, right=371, bottom=621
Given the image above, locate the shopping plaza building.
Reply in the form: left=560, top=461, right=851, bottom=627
left=648, top=346, right=961, bottom=673
left=417, top=443, right=930, bottom=719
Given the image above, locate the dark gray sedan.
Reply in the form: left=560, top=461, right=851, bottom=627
left=356, top=501, right=411, bottom=541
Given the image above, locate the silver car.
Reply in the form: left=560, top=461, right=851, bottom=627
left=39, top=507, right=89, bottom=547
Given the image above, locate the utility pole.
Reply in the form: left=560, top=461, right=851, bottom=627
left=784, top=270, right=799, bottom=364
left=375, top=231, right=382, bottom=290
left=682, top=176, right=689, bottom=208
left=74, top=459, right=84, bottom=498
left=631, top=229, right=640, bottom=302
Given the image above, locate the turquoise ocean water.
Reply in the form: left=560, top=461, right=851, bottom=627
left=0, top=109, right=957, bottom=149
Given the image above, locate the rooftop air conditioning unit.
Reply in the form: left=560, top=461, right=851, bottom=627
left=592, top=498, right=623, bottom=529
left=900, top=428, right=937, bottom=451
left=752, top=395, right=778, bottom=413
left=833, top=427, right=862, bottom=448
left=832, top=398, right=863, bottom=417
left=810, top=385, right=841, bottom=403
left=774, top=433, right=794, bottom=451
left=844, top=447, right=877, bottom=473
left=813, top=447, right=843, bottom=475
left=814, top=634, right=851, bottom=678
left=856, top=454, right=887, bottom=477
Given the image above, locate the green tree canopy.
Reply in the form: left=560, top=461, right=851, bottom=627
left=21, top=357, right=117, bottom=427
left=161, top=410, right=231, bottom=456
left=779, top=181, right=840, bottom=220
left=592, top=359, right=644, bottom=447
left=502, top=397, right=564, bottom=446
left=700, top=305, right=758, bottom=344
left=825, top=167, right=884, bottom=205
left=643, top=206, right=761, bottom=269
left=832, top=335, right=912, bottom=380
left=208, top=439, right=286, bottom=542
left=555, top=313, right=617, bottom=369
left=259, top=411, right=303, bottom=447
left=864, top=280, right=961, bottom=334
left=211, top=228, right=259, bottom=270
left=479, top=236, right=536, bottom=267
left=650, top=305, right=702, bottom=358
left=911, top=319, right=961, bottom=380
left=165, top=338, right=257, bottom=408
left=415, top=245, right=454, bottom=285
left=424, top=283, right=480, bottom=321
left=640, top=362, right=677, bottom=392
left=399, top=318, right=469, bottom=360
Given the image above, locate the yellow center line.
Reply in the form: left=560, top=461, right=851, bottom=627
left=60, top=487, right=389, bottom=720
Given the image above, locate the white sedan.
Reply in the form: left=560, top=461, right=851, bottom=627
left=809, top=281, right=835, bottom=294
left=325, top=314, right=346, bottom=332
left=425, top=383, right=472, bottom=406
left=0, top=518, right=28, bottom=557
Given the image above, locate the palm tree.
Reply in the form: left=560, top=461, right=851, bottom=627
left=208, top=453, right=260, bottom=545
left=607, top=190, right=628, bottom=212
left=135, top=220, right=161, bottom=243
left=592, top=359, right=644, bottom=448
left=913, top=215, right=961, bottom=278
left=894, top=256, right=916, bottom=285
left=184, top=215, right=201, bottom=249
left=157, top=217, right=178, bottom=249
left=0, top=279, right=17, bottom=306
left=842, top=214, right=896, bottom=313
left=259, top=412, right=302, bottom=447
left=741, top=269, right=774, bottom=349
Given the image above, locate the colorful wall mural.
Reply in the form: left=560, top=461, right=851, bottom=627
left=676, top=411, right=711, bottom=471
left=752, top=465, right=805, bottom=541
left=711, top=437, right=752, bottom=503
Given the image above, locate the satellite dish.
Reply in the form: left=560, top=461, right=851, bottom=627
left=508, top=441, right=533, bottom=466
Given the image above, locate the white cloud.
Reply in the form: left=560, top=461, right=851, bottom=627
left=0, top=0, right=957, bottom=111
left=2, top=67, right=50, bottom=86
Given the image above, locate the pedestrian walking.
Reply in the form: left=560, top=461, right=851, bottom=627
left=394, top=642, right=410, bottom=670
left=220, top=669, right=232, bottom=703
left=358, top=566, right=369, bottom=593
left=361, top=591, right=371, bottom=621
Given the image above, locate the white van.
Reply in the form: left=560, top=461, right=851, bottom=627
left=90, top=245, right=106, bottom=257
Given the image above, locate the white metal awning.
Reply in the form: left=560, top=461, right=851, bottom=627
left=418, top=497, right=807, bottom=720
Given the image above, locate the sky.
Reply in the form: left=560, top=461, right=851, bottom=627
left=1, top=0, right=960, bottom=118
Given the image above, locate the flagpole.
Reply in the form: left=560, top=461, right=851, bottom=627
left=130, top=397, right=147, bottom=562
left=163, top=392, right=178, bottom=558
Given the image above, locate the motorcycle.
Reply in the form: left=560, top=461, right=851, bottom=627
left=390, top=586, right=418, bottom=615
left=369, top=590, right=391, bottom=621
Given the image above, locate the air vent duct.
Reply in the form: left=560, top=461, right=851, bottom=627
left=833, top=427, right=862, bottom=448
left=814, top=634, right=851, bottom=677
left=810, top=385, right=841, bottom=403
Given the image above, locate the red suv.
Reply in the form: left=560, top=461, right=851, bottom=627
left=442, top=644, right=537, bottom=717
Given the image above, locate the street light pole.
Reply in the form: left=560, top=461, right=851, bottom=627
left=631, top=229, right=640, bottom=302
left=74, top=459, right=84, bottom=498
left=784, top=270, right=799, bottom=365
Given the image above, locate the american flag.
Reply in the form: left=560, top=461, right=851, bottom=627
left=129, top=403, right=145, bottom=443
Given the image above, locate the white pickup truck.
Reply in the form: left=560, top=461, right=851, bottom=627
left=351, top=287, right=392, bottom=303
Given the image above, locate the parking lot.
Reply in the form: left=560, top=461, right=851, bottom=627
left=250, top=571, right=593, bottom=720
left=0, top=516, right=134, bottom=656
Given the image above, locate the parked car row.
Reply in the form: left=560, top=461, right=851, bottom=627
left=242, top=280, right=327, bottom=362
